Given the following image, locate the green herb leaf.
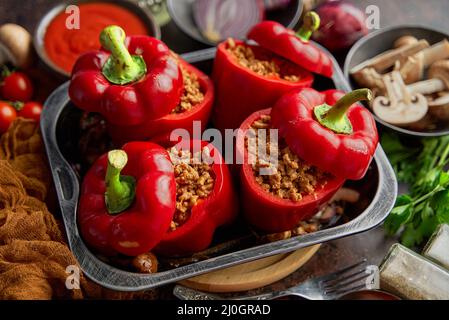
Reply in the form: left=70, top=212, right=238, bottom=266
left=384, top=195, right=413, bottom=235
left=383, top=132, right=449, bottom=248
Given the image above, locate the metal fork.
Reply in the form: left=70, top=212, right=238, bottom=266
left=173, top=260, right=369, bottom=300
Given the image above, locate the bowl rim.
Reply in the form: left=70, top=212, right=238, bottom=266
left=33, top=0, right=161, bottom=78
left=166, top=0, right=303, bottom=46
left=344, top=24, right=449, bottom=137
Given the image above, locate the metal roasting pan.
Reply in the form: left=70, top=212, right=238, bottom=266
left=41, top=43, right=397, bottom=291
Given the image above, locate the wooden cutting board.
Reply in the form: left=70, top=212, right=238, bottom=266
left=180, top=244, right=320, bottom=293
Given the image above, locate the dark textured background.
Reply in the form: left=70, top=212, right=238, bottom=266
left=1, top=0, right=444, bottom=298
left=2, top=0, right=449, bottom=54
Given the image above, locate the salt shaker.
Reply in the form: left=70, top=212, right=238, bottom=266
left=423, top=224, right=449, bottom=270
left=379, top=243, right=449, bottom=300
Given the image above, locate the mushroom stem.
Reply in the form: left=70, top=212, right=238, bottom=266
left=100, top=25, right=147, bottom=85
left=422, top=40, right=449, bottom=66
left=105, top=150, right=136, bottom=214
left=407, top=59, right=449, bottom=95
left=407, top=78, right=446, bottom=95
left=297, top=11, right=320, bottom=42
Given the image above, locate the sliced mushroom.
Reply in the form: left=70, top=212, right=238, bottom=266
left=373, top=71, right=428, bottom=126
left=406, top=60, right=449, bottom=95
left=398, top=40, right=449, bottom=83
left=405, top=60, right=449, bottom=122
left=350, top=39, right=429, bottom=74
left=0, top=23, right=34, bottom=68
left=408, top=78, right=447, bottom=95
left=393, top=35, right=419, bottom=49
left=351, top=67, right=385, bottom=93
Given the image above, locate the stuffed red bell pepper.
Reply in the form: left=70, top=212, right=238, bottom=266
left=237, top=88, right=377, bottom=232
left=69, top=25, right=214, bottom=145
left=271, top=88, right=378, bottom=180
left=108, top=61, right=214, bottom=146
left=212, top=12, right=332, bottom=132
left=155, top=140, right=238, bottom=256
left=78, top=142, right=176, bottom=256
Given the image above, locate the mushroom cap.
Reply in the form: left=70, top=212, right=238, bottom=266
left=0, top=23, right=34, bottom=68
left=428, top=59, right=449, bottom=89
left=394, top=35, right=418, bottom=49
left=373, top=93, right=428, bottom=126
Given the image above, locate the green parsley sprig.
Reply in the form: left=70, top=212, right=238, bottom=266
left=382, top=132, right=449, bottom=247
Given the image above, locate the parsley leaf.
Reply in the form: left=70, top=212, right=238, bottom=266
left=382, top=134, right=449, bottom=247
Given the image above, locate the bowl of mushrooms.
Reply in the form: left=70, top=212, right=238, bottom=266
left=344, top=25, right=449, bottom=136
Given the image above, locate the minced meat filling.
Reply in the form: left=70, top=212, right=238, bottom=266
left=249, top=115, right=329, bottom=202
left=263, top=220, right=321, bottom=243
left=226, top=38, right=300, bottom=82
left=171, top=68, right=205, bottom=114
left=168, top=148, right=215, bottom=231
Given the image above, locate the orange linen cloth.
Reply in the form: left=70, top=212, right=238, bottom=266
left=0, top=119, right=99, bottom=299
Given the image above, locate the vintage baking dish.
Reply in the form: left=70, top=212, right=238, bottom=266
left=41, top=45, right=397, bottom=291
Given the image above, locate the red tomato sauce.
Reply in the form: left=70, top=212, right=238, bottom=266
left=44, top=3, right=149, bottom=74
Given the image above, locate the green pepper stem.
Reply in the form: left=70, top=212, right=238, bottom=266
left=314, top=88, right=372, bottom=135
left=105, top=150, right=136, bottom=214
left=297, top=11, right=320, bottom=41
left=100, top=25, right=147, bottom=85
left=325, top=89, right=373, bottom=122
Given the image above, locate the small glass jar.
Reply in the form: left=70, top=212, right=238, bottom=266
left=423, top=224, right=449, bottom=270
left=379, top=243, right=449, bottom=300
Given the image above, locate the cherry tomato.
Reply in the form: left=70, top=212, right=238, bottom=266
left=0, top=71, right=34, bottom=102
left=18, top=101, right=43, bottom=121
left=0, top=101, right=17, bottom=133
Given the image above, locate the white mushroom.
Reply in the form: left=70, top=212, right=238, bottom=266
left=351, top=67, right=385, bottom=94
left=407, top=60, right=449, bottom=94
left=0, top=23, right=34, bottom=68
left=373, top=71, right=428, bottom=126
left=350, top=39, right=429, bottom=94
left=393, top=35, right=419, bottom=49
left=350, top=39, right=429, bottom=74
left=398, top=40, right=449, bottom=84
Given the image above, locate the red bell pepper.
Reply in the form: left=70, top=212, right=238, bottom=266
left=212, top=39, right=314, bottom=132
left=78, top=142, right=176, bottom=257
left=212, top=12, right=334, bottom=132
left=107, top=61, right=214, bottom=146
left=69, top=25, right=213, bottom=144
left=237, top=108, right=345, bottom=233
left=271, top=88, right=378, bottom=180
left=247, top=13, right=334, bottom=78
left=155, top=140, right=238, bottom=256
